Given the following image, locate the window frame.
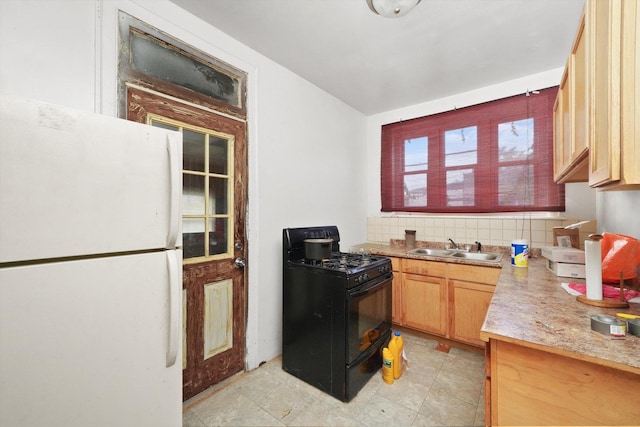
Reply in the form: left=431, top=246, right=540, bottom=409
left=148, top=114, right=235, bottom=264
left=381, top=87, right=564, bottom=214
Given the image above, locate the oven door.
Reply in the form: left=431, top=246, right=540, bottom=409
left=346, top=272, right=393, bottom=364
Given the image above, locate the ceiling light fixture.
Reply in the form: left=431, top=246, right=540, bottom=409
left=366, top=0, right=422, bottom=18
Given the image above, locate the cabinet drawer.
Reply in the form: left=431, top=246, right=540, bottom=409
left=390, top=257, right=401, bottom=272
left=402, top=258, right=447, bottom=277
left=448, top=263, right=500, bottom=285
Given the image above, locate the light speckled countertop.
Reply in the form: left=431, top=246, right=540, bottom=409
left=482, top=254, right=640, bottom=374
left=366, top=242, right=640, bottom=374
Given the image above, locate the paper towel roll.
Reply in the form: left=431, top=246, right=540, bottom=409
left=585, top=234, right=603, bottom=300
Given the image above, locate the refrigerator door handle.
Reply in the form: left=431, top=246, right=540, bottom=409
left=166, top=250, right=181, bottom=367
left=166, top=132, right=182, bottom=249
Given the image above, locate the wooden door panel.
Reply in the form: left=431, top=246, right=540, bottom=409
left=126, top=86, right=247, bottom=401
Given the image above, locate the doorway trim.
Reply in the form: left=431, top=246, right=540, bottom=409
left=100, top=2, right=261, bottom=373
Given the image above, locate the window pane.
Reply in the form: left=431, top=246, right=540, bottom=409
left=499, top=165, right=534, bottom=206
left=150, top=121, right=179, bottom=132
left=404, top=174, right=426, bottom=207
left=209, top=218, right=228, bottom=256
left=404, top=137, right=428, bottom=172
left=447, top=169, right=474, bottom=206
left=208, top=177, right=228, bottom=215
left=130, top=31, right=241, bottom=107
left=183, top=218, right=205, bottom=259
left=498, top=118, right=533, bottom=162
left=184, top=130, right=206, bottom=172
left=209, top=136, right=229, bottom=175
left=183, top=174, right=205, bottom=215
left=445, top=126, right=477, bottom=167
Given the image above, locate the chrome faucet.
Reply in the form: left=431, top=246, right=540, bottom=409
left=448, top=238, right=459, bottom=250
left=475, top=241, right=482, bottom=252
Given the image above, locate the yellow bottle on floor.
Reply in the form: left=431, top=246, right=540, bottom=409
left=382, top=347, right=394, bottom=384
left=388, top=335, right=399, bottom=379
left=390, top=331, right=404, bottom=379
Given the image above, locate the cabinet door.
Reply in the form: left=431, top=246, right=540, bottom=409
left=449, top=280, right=494, bottom=347
left=589, top=0, right=622, bottom=186
left=402, top=273, right=447, bottom=335
left=553, top=89, right=565, bottom=181
left=619, top=0, right=640, bottom=186
left=553, top=12, right=589, bottom=183
left=572, top=14, right=589, bottom=165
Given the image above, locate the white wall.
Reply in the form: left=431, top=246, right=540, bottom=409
left=0, top=0, right=367, bottom=371
left=598, top=190, right=640, bottom=239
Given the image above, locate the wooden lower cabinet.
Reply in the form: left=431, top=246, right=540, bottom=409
left=395, top=257, right=499, bottom=347
left=448, top=263, right=499, bottom=346
left=402, top=273, right=447, bottom=335
left=488, top=339, right=640, bottom=426
left=449, top=280, right=494, bottom=346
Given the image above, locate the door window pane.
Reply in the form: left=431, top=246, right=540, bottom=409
left=208, top=218, right=228, bottom=256
left=208, top=177, right=228, bottom=215
left=151, top=121, right=179, bottom=132
left=183, top=218, right=205, bottom=259
left=498, top=118, right=533, bottom=162
left=183, top=130, right=206, bottom=172
left=445, top=126, right=477, bottom=167
left=183, top=174, right=205, bottom=215
left=209, top=136, right=229, bottom=175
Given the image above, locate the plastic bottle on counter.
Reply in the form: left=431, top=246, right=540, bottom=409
left=382, top=347, right=394, bottom=384
left=390, top=331, right=404, bottom=379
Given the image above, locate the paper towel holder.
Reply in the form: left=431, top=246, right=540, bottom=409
left=577, top=270, right=629, bottom=308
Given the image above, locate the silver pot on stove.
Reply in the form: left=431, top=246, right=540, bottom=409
left=304, top=238, right=333, bottom=260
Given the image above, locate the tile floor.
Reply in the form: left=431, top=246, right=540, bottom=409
left=183, top=331, right=486, bottom=427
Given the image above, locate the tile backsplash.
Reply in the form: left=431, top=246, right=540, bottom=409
left=367, top=216, right=597, bottom=250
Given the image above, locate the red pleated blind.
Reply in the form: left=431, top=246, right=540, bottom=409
left=381, top=87, right=564, bottom=213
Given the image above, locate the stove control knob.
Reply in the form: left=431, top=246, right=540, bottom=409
left=357, top=274, right=369, bottom=283
left=379, top=265, right=389, bottom=273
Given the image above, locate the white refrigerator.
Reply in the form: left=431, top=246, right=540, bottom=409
left=0, top=95, right=183, bottom=427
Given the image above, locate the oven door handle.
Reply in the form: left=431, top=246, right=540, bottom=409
left=348, top=272, right=392, bottom=298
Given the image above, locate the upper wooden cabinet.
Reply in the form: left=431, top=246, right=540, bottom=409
left=554, top=13, right=589, bottom=183
left=590, top=0, right=640, bottom=189
left=554, top=0, right=639, bottom=189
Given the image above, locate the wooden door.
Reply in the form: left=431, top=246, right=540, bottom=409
left=126, top=87, right=247, bottom=401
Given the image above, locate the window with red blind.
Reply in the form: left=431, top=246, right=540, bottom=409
left=381, top=87, right=565, bottom=213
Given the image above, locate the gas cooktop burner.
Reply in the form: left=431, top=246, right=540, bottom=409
left=298, top=252, right=383, bottom=271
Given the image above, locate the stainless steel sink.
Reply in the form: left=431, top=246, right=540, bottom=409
left=406, top=248, right=503, bottom=263
left=407, top=248, right=454, bottom=257
left=451, top=252, right=502, bottom=262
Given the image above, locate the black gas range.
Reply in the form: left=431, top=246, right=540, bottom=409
left=282, top=226, right=393, bottom=402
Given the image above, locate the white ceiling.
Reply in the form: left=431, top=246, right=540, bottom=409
left=170, top=0, right=585, bottom=115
